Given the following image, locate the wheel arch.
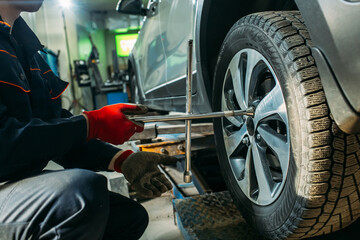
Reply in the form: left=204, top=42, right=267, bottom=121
left=198, top=0, right=297, bottom=101
left=127, top=52, right=144, bottom=103
left=127, top=53, right=135, bottom=75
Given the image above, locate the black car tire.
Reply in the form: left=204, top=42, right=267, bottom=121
left=213, top=11, right=360, bottom=239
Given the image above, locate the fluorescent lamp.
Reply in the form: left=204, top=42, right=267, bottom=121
left=60, top=0, right=71, bottom=9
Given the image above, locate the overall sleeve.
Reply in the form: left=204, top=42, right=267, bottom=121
left=54, top=109, right=120, bottom=171
left=0, top=98, right=87, bottom=181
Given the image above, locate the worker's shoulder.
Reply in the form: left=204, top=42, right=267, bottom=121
left=0, top=36, right=17, bottom=62
left=0, top=41, right=20, bottom=80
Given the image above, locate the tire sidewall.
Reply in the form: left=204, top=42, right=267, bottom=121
left=130, top=68, right=141, bottom=104
left=213, top=22, right=303, bottom=232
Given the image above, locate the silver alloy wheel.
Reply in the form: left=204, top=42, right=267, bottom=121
left=221, top=48, right=290, bottom=206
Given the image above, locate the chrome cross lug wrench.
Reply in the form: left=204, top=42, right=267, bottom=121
left=130, top=40, right=254, bottom=183
left=184, top=39, right=194, bottom=183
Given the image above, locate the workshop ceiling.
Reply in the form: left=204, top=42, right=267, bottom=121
left=77, top=0, right=119, bottom=12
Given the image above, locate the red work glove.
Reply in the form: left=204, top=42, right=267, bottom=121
left=83, top=103, right=148, bottom=145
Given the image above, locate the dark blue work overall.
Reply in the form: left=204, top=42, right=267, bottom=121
left=0, top=17, right=148, bottom=240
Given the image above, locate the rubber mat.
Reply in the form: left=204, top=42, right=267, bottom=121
left=174, top=191, right=263, bottom=240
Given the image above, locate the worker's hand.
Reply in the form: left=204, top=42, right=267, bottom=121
left=117, top=152, right=178, bottom=198
left=83, top=103, right=148, bottom=145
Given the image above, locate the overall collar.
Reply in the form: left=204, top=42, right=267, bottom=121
left=0, top=15, right=44, bottom=59
left=0, top=16, right=11, bottom=34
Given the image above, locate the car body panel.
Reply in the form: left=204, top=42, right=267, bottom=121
left=131, top=0, right=168, bottom=99
left=158, top=0, right=197, bottom=97
left=130, top=0, right=211, bottom=113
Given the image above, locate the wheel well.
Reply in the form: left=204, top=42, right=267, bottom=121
left=127, top=55, right=133, bottom=73
left=199, top=0, right=297, bottom=100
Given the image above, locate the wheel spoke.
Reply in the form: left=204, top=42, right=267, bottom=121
left=244, top=49, right=263, bottom=106
left=222, top=93, right=242, bottom=127
left=258, top=125, right=289, bottom=172
left=243, top=144, right=252, bottom=196
left=254, top=83, right=287, bottom=127
left=223, top=123, right=248, bottom=157
left=228, top=54, right=246, bottom=110
left=251, top=142, right=274, bottom=203
left=230, top=157, right=245, bottom=181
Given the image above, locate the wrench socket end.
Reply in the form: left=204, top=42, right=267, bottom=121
left=184, top=171, right=192, bottom=183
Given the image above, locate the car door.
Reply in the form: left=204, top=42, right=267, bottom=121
left=158, top=0, right=197, bottom=97
left=132, top=0, right=168, bottom=99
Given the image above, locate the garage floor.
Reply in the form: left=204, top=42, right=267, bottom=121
left=140, top=192, right=184, bottom=240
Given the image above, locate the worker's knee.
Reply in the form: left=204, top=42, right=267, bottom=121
left=105, top=194, right=149, bottom=240
left=128, top=200, right=149, bottom=237
left=58, top=168, right=108, bottom=195
left=5, top=169, right=111, bottom=239
left=50, top=169, right=110, bottom=223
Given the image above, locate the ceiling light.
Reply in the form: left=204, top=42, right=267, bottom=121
left=60, top=0, right=72, bottom=9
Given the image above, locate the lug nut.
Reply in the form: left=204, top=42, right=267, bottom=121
left=256, top=134, right=261, bottom=141
left=242, top=137, right=249, bottom=145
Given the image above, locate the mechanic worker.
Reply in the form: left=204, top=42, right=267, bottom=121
left=0, top=0, right=177, bottom=239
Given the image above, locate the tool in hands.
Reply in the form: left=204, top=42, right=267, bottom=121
left=129, top=108, right=254, bottom=123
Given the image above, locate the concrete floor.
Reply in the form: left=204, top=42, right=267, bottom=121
left=139, top=192, right=184, bottom=240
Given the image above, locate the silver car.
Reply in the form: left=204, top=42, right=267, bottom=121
left=118, top=0, right=360, bottom=239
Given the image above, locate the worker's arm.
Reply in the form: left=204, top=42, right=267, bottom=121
left=54, top=106, right=147, bottom=171
left=0, top=98, right=147, bottom=181
left=55, top=139, right=120, bottom=171
left=0, top=98, right=87, bottom=181
left=53, top=109, right=120, bottom=171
